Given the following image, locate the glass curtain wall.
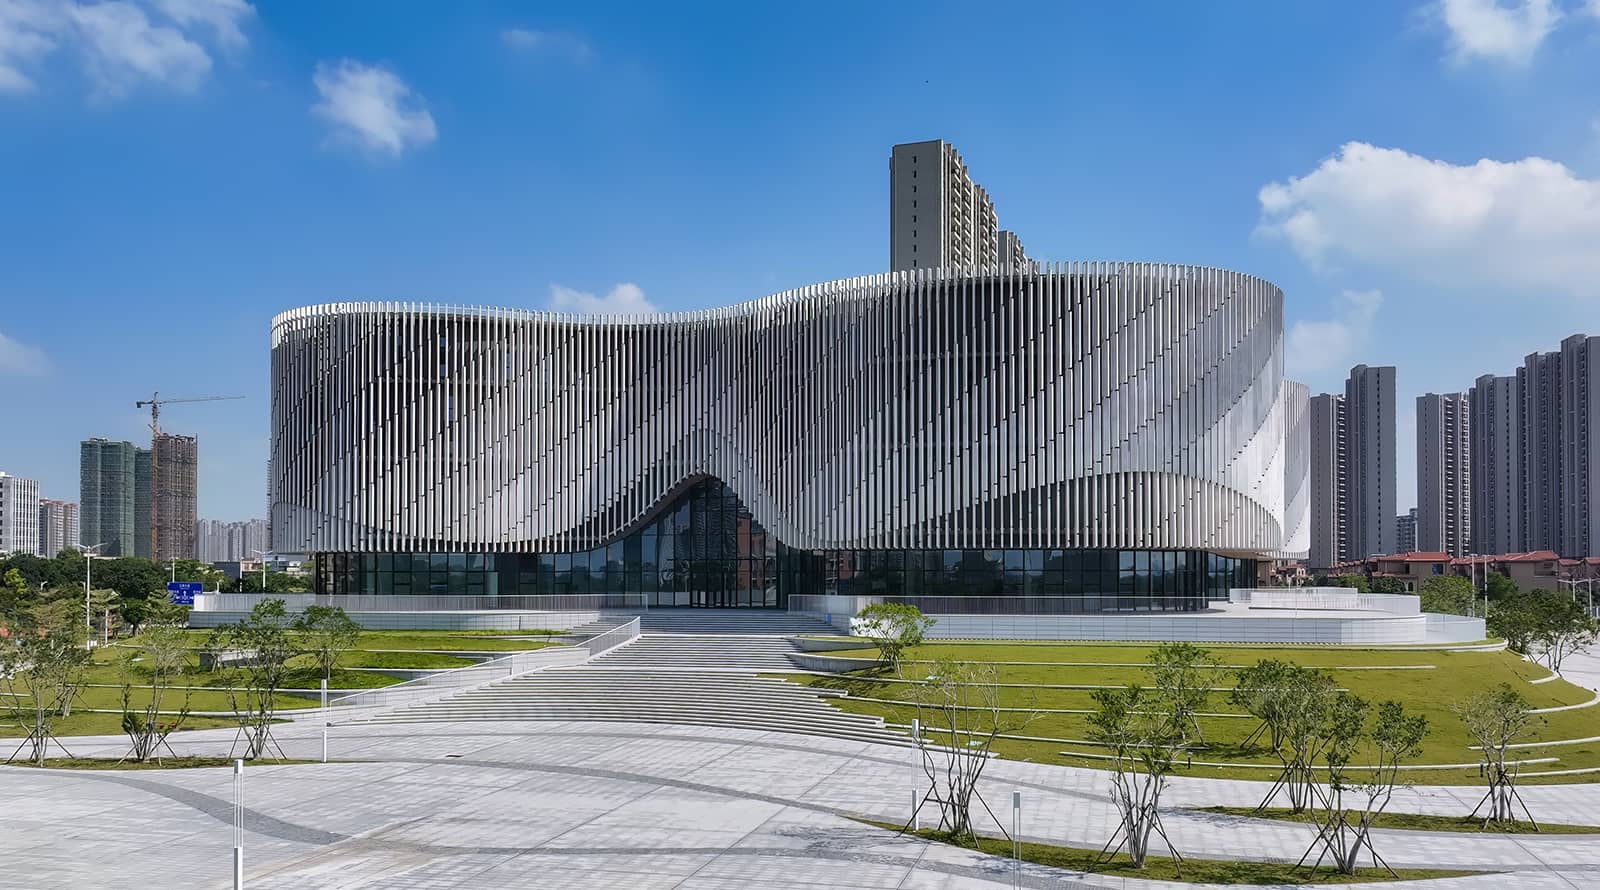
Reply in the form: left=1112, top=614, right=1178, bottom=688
left=315, top=478, right=1256, bottom=610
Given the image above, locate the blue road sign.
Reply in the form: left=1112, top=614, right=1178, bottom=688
left=167, top=581, right=202, bottom=606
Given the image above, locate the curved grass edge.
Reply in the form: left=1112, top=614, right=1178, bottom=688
left=849, top=817, right=1481, bottom=884
left=2, top=756, right=321, bottom=771
left=1194, top=806, right=1600, bottom=835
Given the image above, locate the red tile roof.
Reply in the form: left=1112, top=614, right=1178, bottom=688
left=1376, top=551, right=1451, bottom=562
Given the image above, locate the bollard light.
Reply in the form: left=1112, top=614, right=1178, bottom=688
left=233, top=758, right=245, bottom=890
left=1011, top=791, right=1022, bottom=889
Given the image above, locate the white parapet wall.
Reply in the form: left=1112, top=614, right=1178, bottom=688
left=788, top=589, right=1484, bottom=645
left=1229, top=587, right=1421, bottom=614
left=188, top=593, right=639, bottom=631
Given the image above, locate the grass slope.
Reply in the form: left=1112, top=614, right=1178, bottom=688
left=791, top=642, right=1600, bottom=784
left=1197, top=806, right=1600, bottom=835
left=853, top=819, right=1476, bottom=884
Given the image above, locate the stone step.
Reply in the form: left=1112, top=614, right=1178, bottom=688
left=357, top=663, right=904, bottom=748
left=364, top=713, right=909, bottom=746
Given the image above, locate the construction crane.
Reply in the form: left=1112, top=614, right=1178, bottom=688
left=135, top=392, right=246, bottom=436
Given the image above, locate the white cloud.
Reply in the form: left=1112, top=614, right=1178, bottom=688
left=311, top=59, right=436, bottom=157
left=500, top=27, right=591, bottom=61
left=1435, top=0, right=1561, bottom=65
left=1285, top=290, right=1383, bottom=377
left=547, top=283, right=657, bottom=315
left=1258, top=142, right=1600, bottom=298
left=0, top=0, right=59, bottom=93
left=0, top=0, right=250, bottom=96
left=0, top=328, right=48, bottom=375
left=69, top=1, right=210, bottom=96
left=148, top=0, right=253, bottom=50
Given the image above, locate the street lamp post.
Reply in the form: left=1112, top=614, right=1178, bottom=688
left=249, top=549, right=269, bottom=593
left=1558, top=578, right=1596, bottom=611
left=75, top=542, right=106, bottom=636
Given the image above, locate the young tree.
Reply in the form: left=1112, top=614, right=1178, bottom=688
left=1258, top=665, right=1341, bottom=813
left=1532, top=596, right=1598, bottom=674
left=1300, top=698, right=1426, bottom=877
left=903, top=658, right=1030, bottom=846
left=210, top=599, right=298, bottom=760
left=1231, top=659, right=1296, bottom=753
left=1455, top=684, right=1540, bottom=827
left=854, top=603, right=934, bottom=670
left=1488, top=590, right=1546, bottom=654
left=116, top=625, right=194, bottom=763
left=1369, top=576, right=1408, bottom=595
left=1146, top=642, right=1219, bottom=746
left=1484, top=572, right=1518, bottom=602
left=0, top=612, right=92, bottom=765
left=1088, top=684, right=1184, bottom=871
left=293, top=605, right=363, bottom=680
left=0, top=567, right=32, bottom=622
left=1418, top=576, right=1475, bottom=616
left=1329, top=574, right=1370, bottom=593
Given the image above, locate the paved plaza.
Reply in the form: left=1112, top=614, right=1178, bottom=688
left=3, top=647, right=1597, bottom=889
left=5, top=705, right=1600, bottom=890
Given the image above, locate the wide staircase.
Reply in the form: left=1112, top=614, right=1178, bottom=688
left=356, top=609, right=907, bottom=746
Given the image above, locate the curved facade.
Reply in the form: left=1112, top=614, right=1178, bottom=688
left=272, top=263, right=1303, bottom=609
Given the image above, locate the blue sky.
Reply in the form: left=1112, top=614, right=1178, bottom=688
left=2, top=0, right=1599, bottom=521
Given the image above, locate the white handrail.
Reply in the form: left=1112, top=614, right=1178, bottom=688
left=323, top=617, right=641, bottom=720
left=325, top=646, right=588, bottom=719
left=581, top=617, right=642, bottom=658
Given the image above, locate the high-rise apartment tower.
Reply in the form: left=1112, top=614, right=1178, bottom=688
left=38, top=499, right=79, bottom=558
left=1307, top=393, right=1347, bottom=569
left=0, top=472, right=41, bottom=556
left=1416, top=392, right=1471, bottom=556
left=80, top=438, right=140, bottom=556
left=153, top=433, right=198, bottom=561
left=1345, top=365, right=1397, bottom=559
left=1396, top=507, right=1418, bottom=554
left=889, top=140, right=1017, bottom=272
left=1468, top=374, right=1522, bottom=555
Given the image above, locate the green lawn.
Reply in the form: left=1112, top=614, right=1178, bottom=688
left=4, top=756, right=316, bottom=770
left=786, top=641, right=1600, bottom=784
left=166, top=628, right=561, bottom=652
left=853, top=819, right=1476, bottom=884
left=10, top=629, right=566, bottom=739
left=332, top=650, right=476, bottom=670
left=0, top=712, right=246, bottom=739
left=345, top=631, right=562, bottom=652
left=1197, top=806, right=1600, bottom=834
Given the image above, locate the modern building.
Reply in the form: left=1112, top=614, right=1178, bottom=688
left=1519, top=349, right=1561, bottom=553
left=1345, top=364, right=1397, bottom=560
left=198, top=517, right=270, bottom=563
left=152, top=433, right=198, bottom=561
left=1555, top=334, right=1599, bottom=558
left=38, top=498, right=79, bottom=558
left=888, top=140, right=1004, bottom=272
left=1306, top=365, right=1397, bottom=568
left=1277, top=381, right=1312, bottom=560
left=0, top=472, right=41, bottom=557
left=80, top=438, right=140, bottom=556
left=272, top=264, right=1307, bottom=611
left=134, top=447, right=152, bottom=558
left=1416, top=391, right=1470, bottom=557
left=1476, top=333, right=1600, bottom=559
left=996, top=230, right=1034, bottom=271
left=1307, top=392, right=1346, bottom=570
left=1469, top=373, right=1522, bottom=555
left=1396, top=507, right=1417, bottom=555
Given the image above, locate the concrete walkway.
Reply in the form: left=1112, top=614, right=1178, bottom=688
left=3, top=717, right=1597, bottom=890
